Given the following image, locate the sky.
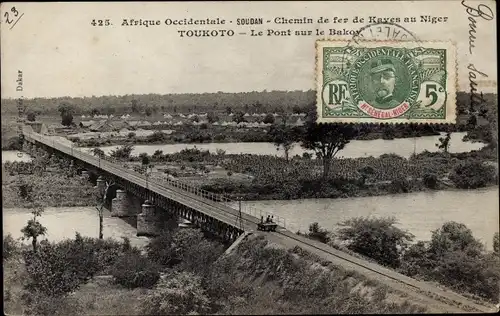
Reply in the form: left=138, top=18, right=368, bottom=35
left=1, top=1, right=497, bottom=99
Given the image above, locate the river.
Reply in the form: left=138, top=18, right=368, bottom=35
left=235, top=187, right=499, bottom=250
left=91, top=132, right=484, bottom=158
left=2, top=151, right=33, bottom=163
left=2, top=207, right=150, bottom=249
left=3, top=187, right=498, bottom=250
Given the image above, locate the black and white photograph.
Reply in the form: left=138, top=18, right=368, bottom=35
left=1, top=1, right=498, bottom=314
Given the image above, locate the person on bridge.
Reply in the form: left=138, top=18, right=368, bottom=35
left=261, top=216, right=264, bottom=223
left=266, top=215, right=270, bottom=223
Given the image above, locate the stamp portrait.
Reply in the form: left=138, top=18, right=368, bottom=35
left=316, top=40, right=457, bottom=124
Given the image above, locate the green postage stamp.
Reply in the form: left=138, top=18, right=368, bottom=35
left=316, top=41, right=457, bottom=124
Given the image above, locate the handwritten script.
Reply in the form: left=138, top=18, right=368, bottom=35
left=461, top=0, right=494, bottom=113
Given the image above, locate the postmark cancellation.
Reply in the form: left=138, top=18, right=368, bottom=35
left=316, top=40, right=457, bottom=124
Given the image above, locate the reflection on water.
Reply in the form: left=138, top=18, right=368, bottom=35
left=3, top=207, right=150, bottom=249
left=242, top=187, right=499, bottom=250
left=94, top=132, right=485, bottom=158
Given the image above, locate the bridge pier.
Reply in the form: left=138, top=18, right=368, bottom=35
left=137, top=200, right=160, bottom=237
left=95, top=176, right=106, bottom=196
left=111, top=189, right=136, bottom=217
left=81, top=170, right=90, bottom=180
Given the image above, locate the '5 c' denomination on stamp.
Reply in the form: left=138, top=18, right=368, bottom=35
left=316, top=40, right=457, bottom=124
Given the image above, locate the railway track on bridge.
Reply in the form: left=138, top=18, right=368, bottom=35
left=24, top=130, right=496, bottom=314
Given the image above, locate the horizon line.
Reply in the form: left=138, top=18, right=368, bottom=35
left=1, top=89, right=496, bottom=101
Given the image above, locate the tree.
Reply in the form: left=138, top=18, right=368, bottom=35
left=358, top=166, right=375, bottom=185
left=428, top=222, right=484, bottom=258
left=26, top=111, right=36, bottom=122
left=145, top=107, right=152, bottom=117
left=270, top=124, right=295, bottom=162
left=449, top=160, right=496, bottom=189
left=139, top=153, right=150, bottom=166
left=95, top=179, right=114, bottom=239
left=152, top=149, right=164, bottom=160
left=21, top=207, right=47, bottom=253
left=131, top=99, right=140, bottom=113
left=91, top=147, right=105, bottom=158
left=225, top=106, right=232, bottom=115
left=263, top=113, right=275, bottom=124
left=435, top=132, right=451, bottom=153
left=337, top=216, right=414, bottom=268
left=90, top=108, right=100, bottom=116
left=110, top=144, right=134, bottom=159
left=58, top=103, right=75, bottom=126
left=233, top=111, right=246, bottom=123
left=301, top=123, right=356, bottom=179
left=207, top=112, right=219, bottom=124
left=61, top=112, right=74, bottom=126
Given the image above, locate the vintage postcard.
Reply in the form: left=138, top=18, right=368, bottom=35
left=1, top=1, right=498, bottom=315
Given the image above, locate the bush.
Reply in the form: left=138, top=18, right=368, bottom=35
left=3, top=234, right=20, bottom=261
left=428, top=222, right=484, bottom=258
left=22, top=292, right=83, bottom=316
left=263, top=113, right=275, bottom=124
left=111, top=252, right=161, bottom=289
left=307, top=222, right=331, bottom=244
left=389, top=178, right=411, bottom=193
left=423, top=173, right=438, bottom=189
left=336, top=217, right=414, bottom=268
left=140, top=272, right=210, bottom=315
left=146, top=231, right=177, bottom=267
left=400, top=222, right=500, bottom=302
left=127, top=132, right=136, bottom=138
left=179, top=238, right=225, bottom=276
left=23, top=233, right=127, bottom=297
left=449, top=160, right=496, bottom=189
left=27, top=111, right=37, bottom=122
left=110, top=144, right=134, bottom=159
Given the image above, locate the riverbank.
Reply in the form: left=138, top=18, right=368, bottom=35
left=2, top=161, right=96, bottom=209
left=3, top=232, right=430, bottom=315
left=297, top=220, right=500, bottom=304
left=112, top=146, right=498, bottom=201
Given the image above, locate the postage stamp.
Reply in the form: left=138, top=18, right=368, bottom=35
left=316, top=40, right=457, bottom=124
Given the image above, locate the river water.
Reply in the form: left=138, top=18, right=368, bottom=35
left=2, top=151, right=33, bottom=163
left=92, top=132, right=485, bottom=158
left=2, top=207, right=150, bottom=249
left=3, top=188, right=498, bottom=250
left=237, top=187, right=499, bottom=250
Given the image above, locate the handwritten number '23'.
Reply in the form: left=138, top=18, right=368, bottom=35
left=4, top=7, right=19, bottom=24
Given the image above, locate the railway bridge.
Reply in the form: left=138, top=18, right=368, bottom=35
left=20, top=127, right=496, bottom=313
left=22, top=128, right=275, bottom=242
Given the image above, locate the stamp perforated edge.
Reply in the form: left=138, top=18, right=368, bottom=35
left=314, top=39, right=458, bottom=125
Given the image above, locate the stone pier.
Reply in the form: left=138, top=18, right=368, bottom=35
left=111, top=189, right=132, bottom=217
left=137, top=200, right=159, bottom=237
left=81, top=170, right=90, bottom=180
left=95, top=176, right=106, bottom=196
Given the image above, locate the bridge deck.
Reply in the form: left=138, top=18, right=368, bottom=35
left=24, top=130, right=265, bottom=231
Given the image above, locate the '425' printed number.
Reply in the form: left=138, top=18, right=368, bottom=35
left=91, top=19, right=111, bottom=26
